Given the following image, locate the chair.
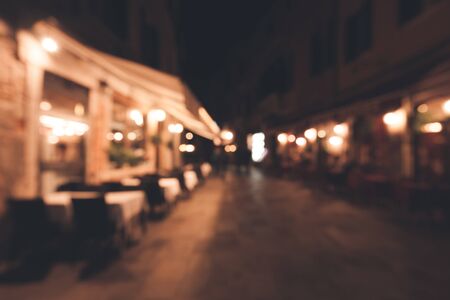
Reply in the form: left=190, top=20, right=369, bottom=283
left=71, top=195, right=116, bottom=241
left=170, top=169, right=188, bottom=192
left=140, top=174, right=166, bottom=210
left=193, top=164, right=205, bottom=183
left=7, top=198, right=56, bottom=259
left=102, top=181, right=125, bottom=192
left=57, top=182, right=101, bottom=192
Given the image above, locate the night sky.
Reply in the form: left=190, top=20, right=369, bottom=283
left=179, top=0, right=274, bottom=123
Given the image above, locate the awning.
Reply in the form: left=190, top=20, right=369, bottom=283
left=22, top=20, right=220, bottom=140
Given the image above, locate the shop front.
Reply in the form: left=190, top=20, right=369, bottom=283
left=11, top=20, right=220, bottom=200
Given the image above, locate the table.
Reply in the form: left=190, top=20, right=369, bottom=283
left=184, top=170, right=199, bottom=191
left=43, top=190, right=147, bottom=230
left=201, top=163, right=212, bottom=178
left=159, top=178, right=181, bottom=203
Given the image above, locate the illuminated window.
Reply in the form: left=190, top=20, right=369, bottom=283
left=109, top=100, right=146, bottom=168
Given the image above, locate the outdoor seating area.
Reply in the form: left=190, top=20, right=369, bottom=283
left=0, top=162, right=212, bottom=281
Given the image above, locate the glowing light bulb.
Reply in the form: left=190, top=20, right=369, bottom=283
left=149, top=109, right=166, bottom=122
left=296, top=137, right=307, bottom=147
left=383, top=109, right=407, bottom=134
left=333, top=123, right=349, bottom=136
left=443, top=100, right=450, bottom=115
left=113, top=132, right=124, bottom=142
left=304, top=128, right=317, bottom=142
left=40, top=101, right=52, bottom=111
left=277, top=133, right=288, bottom=145
left=421, top=122, right=442, bottom=133
left=318, top=130, right=327, bottom=138
left=41, top=37, right=59, bottom=53
left=168, top=123, right=184, bottom=134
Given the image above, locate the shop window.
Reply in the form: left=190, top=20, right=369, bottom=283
left=414, top=98, right=450, bottom=182
left=109, top=101, right=146, bottom=169
left=345, top=0, right=372, bottom=62
left=39, top=72, right=89, bottom=194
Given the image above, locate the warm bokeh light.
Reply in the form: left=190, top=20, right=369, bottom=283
left=417, top=104, right=428, bottom=113
left=328, top=136, right=344, bottom=147
left=47, top=135, right=59, bottom=145
left=40, top=101, right=52, bottom=111
left=333, top=123, right=349, bottom=136
left=296, top=137, right=307, bottom=147
left=421, top=122, right=443, bottom=133
left=113, top=132, right=124, bottom=142
left=251, top=133, right=267, bottom=162
left=129, top=109, right=144, bottom=126
left=224, top=144, right=237, bottom=153
left=277, top=133, right=288, bottom=145
left=74, top=103, right=85, bottom=117
left=443, top=99, right=450, bottom=115
left=383, top=109, right=407, bottom=134
left=186, top=132, right=194, bottom=140
left=149, top=109, right=166, bottom=122
left=40, top=115, right=89, bottom=136
left=127, top=132, right=137, bottom=141
left=168, top=123, right=184, bottom=134
left=185, top=144, right=195, bottom=152
left=106, top=132, right=114, bottom=141
left=179, top=144, right=195, bottom=152
left=41, top=37, right=59, bottom=53
left=318, top=130, right=327, bottom=138
left=304, top=128, right=317, bottom=142
left=288, top=134, right=296, bottom=143
left=220, top=130, right=234, bottom=141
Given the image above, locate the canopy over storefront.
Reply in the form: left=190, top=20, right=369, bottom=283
left=18, top=20, right=220, bottom=140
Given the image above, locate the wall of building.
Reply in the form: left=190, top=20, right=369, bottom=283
left=228, top=0, right=450, bottom=128
left=0, top=20, right=26, bottom=215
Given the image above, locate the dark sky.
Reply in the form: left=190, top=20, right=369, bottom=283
left=179, top=0, right=274, bottom=123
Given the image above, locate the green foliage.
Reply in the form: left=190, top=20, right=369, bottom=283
left=109, top=143, right=144, bottom=168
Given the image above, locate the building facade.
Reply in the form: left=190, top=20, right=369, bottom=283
left=0, top=0, right=179, bottom=74
left=0, top=20, right=219, bottom=216
left=227, top=0, right=450, bottom=195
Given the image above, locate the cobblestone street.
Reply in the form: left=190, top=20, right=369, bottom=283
left=1, top=169, right=450, bottom=300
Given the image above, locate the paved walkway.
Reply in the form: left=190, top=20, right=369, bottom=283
left=1, top=169, right=450, bottom=299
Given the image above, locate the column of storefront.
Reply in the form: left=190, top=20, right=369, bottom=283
left=16, top=63, right=44, bottom=198
left=86, top=83, right=113, bottom=184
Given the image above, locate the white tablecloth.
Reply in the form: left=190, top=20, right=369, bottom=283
left=105, top=191, right=147, bottom=227
left=184, top=170, right=198, bottom=191
left=43, top=191, right=147, bottom=228
left=201, top=163, right=212, bottom=178
left=159, top=178, right=181, bottom=203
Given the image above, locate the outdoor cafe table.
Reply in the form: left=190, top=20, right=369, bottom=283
left=201, top=162, right=212, bottom=178
left=43, top=191, right=148, bottom=231
left=122, top=177, right=181, bottom=203
left=184, top=170, right=199, bottom=191
left=159, top=178, right=181, bottom=203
